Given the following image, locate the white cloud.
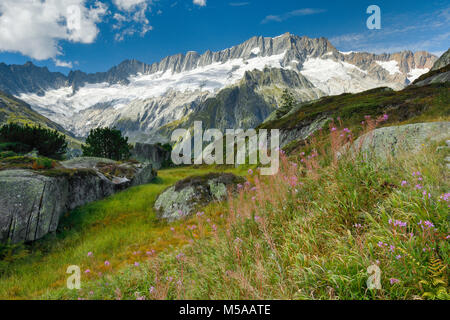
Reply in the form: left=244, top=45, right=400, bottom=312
left=113, top=0, right=149, bottom=11
left=261, top=8, right=325, bottom=24
left=112, top=0, right=154, bottom=41
left=193, top=0, right=206, bottom=7
left=0, top=0, right=107, bottom=61
left=54, top=59, right=73, bottom=68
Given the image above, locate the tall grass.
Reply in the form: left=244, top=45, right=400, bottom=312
left=47, top=120, right=449, bottom=300
left=0, top=166, right=247, bottom=299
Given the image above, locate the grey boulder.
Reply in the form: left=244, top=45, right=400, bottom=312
left=154, top=172, right=244, bottom=221
left=0, top=157, right=156, bottom=243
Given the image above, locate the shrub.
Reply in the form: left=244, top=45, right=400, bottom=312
left=0, top=151, right=16, bottom=159
left=82, top=127, right=132, bottom=161
left=31, top=157, right=55, bottom=170
left=0, top=123, right=67, bottom=160
left=275, top=89, right=296, bottom=119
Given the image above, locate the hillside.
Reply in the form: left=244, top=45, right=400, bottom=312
left=0, top=91, right=82, bottom=151
left=413, top=48, right=450, bottom=86
left=0, top=63, right=448, bottom=299
left=260, top=82, right=449, bottom=149
left=0, top=90, right=67, bottom=131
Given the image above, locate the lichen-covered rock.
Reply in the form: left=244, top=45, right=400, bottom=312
left=131, top=143, right=171, bottom=170
left=0, top=157, right=156, bottom=243
left=154, top=173, right=244, bottom=221
left=345, top=122, right=450, bottom=160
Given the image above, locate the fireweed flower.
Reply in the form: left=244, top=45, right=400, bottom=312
left=149, top=286, right=155, bottom=294
left=396, top=255, right=402, bottom=260
left=331, top=127, right=337, bottom=132
left=423, top=220, right=435, bottom=228
left=415, top=184, right=423, bottom=190
left=390, top=278, right=400, bottom=285
left=104, top=261, right=110, bottom=266
left=377, top=241, right=384, bottom=247
left=248, top=169, right=253, bottom=175
left=85, top=269, right=91, bottom=274
left=401, top=181, right=408, bottom=186
left=389, top=245, right=395, bottom=252
left=87, top=252, right=93, bottom=257
left=176, top=252, right=185, bottom=260
left=134, top=262, right=140, bottom=267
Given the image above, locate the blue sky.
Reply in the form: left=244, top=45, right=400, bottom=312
left=0, top=0, right=448, bottom=74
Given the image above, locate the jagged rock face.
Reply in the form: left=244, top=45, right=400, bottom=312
left=0, top=33, right=437, bottom=142
left=0, top=62, right=66, bottom=96
left=431, top=48, right=450, bottom=71
left=0, top=157, right=156, bottom=243
left=413, top=49, right=450, bottom=86
left=154, top=173, right=244, bottom=221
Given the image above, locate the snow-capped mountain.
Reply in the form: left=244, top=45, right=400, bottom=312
left=0, top=33, right=437, bottom=142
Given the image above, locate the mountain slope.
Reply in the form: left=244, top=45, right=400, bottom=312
left=260, top=82, right=450, bottom=149
left=0, top=33, right=437, bottom=142
left=0, top=90, right=68, bottom=131
left=431, top=48, right=450, bottom=71
left=413, top=48, right=450, bottom=86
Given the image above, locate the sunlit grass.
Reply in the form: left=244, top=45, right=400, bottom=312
left=0, top=165, right=248, bottom=299
left=41, top=125, right=449, bottom=301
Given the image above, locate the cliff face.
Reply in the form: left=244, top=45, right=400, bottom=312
left=0, top=157, right=156, bottom=243
left=431, top=48, right=450, bottom=71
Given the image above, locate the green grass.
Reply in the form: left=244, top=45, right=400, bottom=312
left=39, top=133, right=449, bottom=300
left=0, top=165, right=248, bottom=299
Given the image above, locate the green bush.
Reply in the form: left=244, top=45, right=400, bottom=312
left=0, top=151, right=16, bottom=159
left=0, top=123, right=67, bottom=160
left=82, top=127, right=131, bottom=161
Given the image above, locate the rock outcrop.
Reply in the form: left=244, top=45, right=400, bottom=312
left=154, top=172, right=244, bottom=221
left=0, top=157, right=156, bottom=243
left=345, top=122, right=450, bottom=160
left=131, top=143, right=171, bottom=170
left=414, top=48, right=450, bottom=86
left=431, top=48, right=450, bottom=71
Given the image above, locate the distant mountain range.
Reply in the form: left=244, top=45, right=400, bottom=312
left=0, top=33, right=438, bottom=143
